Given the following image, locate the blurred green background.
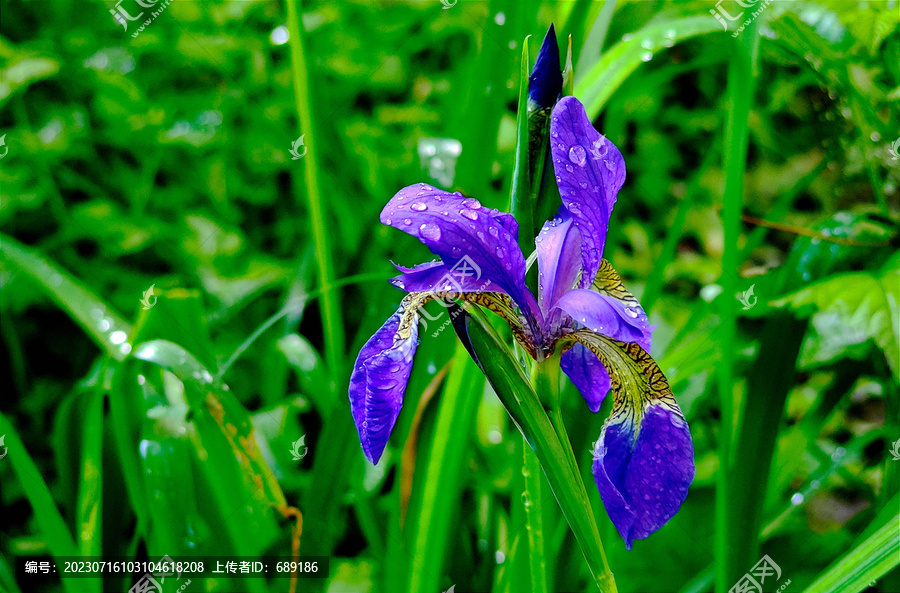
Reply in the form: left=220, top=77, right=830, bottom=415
left=1, top=1, right=898, bottom=592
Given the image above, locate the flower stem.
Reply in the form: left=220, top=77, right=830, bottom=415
left=533, top=358, right=617, bottom=593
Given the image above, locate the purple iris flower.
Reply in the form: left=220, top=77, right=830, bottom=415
left=349, top=96, right=695, bottom=549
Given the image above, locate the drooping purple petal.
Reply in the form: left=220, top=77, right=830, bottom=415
left=592, top=404, right=695, bottom=549
left=555, top=288, right=651, bottom=349
left=535, top=209, right=582, bottom=315
left=560, top=342, right=610, bottom=412
left=550, top=96, right=626, bottom=288
left=382, top=184, right=542, bottom=329
left=348, top=305, right=419, bottom=464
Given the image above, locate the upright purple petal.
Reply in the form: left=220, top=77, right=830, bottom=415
left=555, top=288, right=651, bottom=349
left=592, top=404, right=694, bottom=549
left=550, top=97, right=626, bottom=288
left=560, top=342, right=610, bottom=412
left=348, top=301, right=421, bottom=464
left=382, top=184, right=542, bottom=329
left=535, top=209, right=582, bottom=315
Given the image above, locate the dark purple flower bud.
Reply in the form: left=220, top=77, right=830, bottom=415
left=528, top=24, right=562, bottom=109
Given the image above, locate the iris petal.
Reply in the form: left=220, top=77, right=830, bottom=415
left=535, top=209, right=582, bottom=314
left=555, top=289, right=648, bottom=347
left=567, top=330, right=695, bottom=549
left=550, top=97, right=626, bottom=288
left=382, top=184, right=542, bottom=330
left=349, top=293, right=430, bottom=464
left=560, top=342, right=611, bottom=412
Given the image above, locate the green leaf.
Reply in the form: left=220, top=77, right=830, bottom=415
left=801, top=511, right=900, bottom=593
left=772, top=252, right=900, bottom=378
left=0, top=414, right=80, bottom=593
left=575, top=16, right=722, bottom=118
left=0, top=56, right=60, bottom=104
left=0, top=235, right=133, bottom=361
left=405, top=344, right=483, bottom=593
left=462, top=309, right=617, bottom=593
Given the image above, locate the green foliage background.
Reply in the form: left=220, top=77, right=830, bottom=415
left=0, top=1, right=898, bottom=592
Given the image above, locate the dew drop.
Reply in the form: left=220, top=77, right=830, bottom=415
left=624, top=307, right=639, bottom=318
left=640, top=39, right=653, bottom=49
left=579, top=182, right=588, bottom=189
left=790, top=492, right=805, bottom=505
left=489, top=226, right=499, bottom=238
left=604, top=159, right=616, bottom=172
left=461, top=209, right=478, bottom=221
left=495, top=246, right=506, bottom=258
left=419, top=224, right=441, bottom=241
left=385, top=218, right=392, bottom=225
left=568, top=145, right=587, bottom=167
left=640, top=51, right=653, bottom=62
left=411, top=202, right=428, bottom=212
left=463, top=198, right=482, bottom=209
left=565, top=164, right=574, bottom=173
left=403, top=218, right=412, bottom=225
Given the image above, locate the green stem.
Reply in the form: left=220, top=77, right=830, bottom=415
left=716, top=21, right=760, bottom=593
left=285, top=0, right=345, bottom=373
left=464, top=310, right=617, bottom=592
left=523, top=444, right=548, bottom=593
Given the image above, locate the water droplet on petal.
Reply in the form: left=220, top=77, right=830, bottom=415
left=565, top=164, right=574, bottom=173
left=579, top=182, right=588, bottom=189
left=385, top=218, right=392, bottom=225
left=624, top=307, right=639, bottom=318
left=495, top=246, right=506, bottom=258
left=419, top=224, right=441, bottom=241
left=461, top=209, right=478, bottom=221
left=488, top=226, right=499, bottom=238
left=568, top=145, right=587, bottom=167
left=411, top=202, right=428, bottom=212
left=403, top=218, right=412, bottom=225
left=604, top=159, right=616, bottom=172
left=463, top=198, right=482, bottom=209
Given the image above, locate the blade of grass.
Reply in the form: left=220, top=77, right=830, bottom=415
left=406, top=343, right=483, bottom=593
left=0, top=414, right=80, bottom=593
left=76, top=383, right=105, bottom=593
left=284, top=0, right=345, bottom=374
left=522, top=444, right=548, bottom=593
left=575, top=16, right=722, bottom=119
left=716, top=19, right=761, bottom=593
left=641, top=136, right=721, bottom=315
left=801, top=513, right=900, bottom=593
left=0, top=235, right=132, bottom=361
